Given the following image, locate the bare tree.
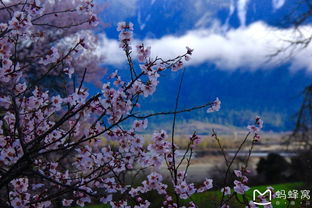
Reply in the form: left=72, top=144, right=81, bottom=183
left=272, top=0, right=312, bottom=150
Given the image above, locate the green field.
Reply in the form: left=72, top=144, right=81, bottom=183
left=80, top=182, right=309, bottom=208
left=186, top=182, right=307, bottom=208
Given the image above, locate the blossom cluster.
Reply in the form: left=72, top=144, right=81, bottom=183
left=0, top=0, right=104, bottom=89
left=0, top=1, right=266, bottom=208
left=207, top=97, right=221, bottom=113
left=233, top=169, right=250, bottom=194
left=247, top=116, right=264, bottom=140
left=0, top=1, right=219, bottom=205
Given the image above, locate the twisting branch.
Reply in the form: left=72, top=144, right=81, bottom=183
left=170, top=68, right=185, bottom=207
left=132, top=102, right=213, bottom=119
left=220, top=132, right=251, bottom=206
left=212, top=129, right=229, bottom=167
left=31, top=9, right=77, bottom=22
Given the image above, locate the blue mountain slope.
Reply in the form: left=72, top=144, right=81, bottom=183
left=100, top=0, right=303, bottom=37
left=98, top=0, right=312, bottom=131
left=137, top=64, right=311, bottom=131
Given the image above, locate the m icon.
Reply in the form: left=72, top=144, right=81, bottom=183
left=253, top=189, right=272, bottom=206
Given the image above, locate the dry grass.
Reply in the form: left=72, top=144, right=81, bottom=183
left=99, top=131, right=286, bottom=150
left=97, top=120, right=287, bottom=153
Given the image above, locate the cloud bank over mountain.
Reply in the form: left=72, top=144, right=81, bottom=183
left=98, top=21, right=312, bottom=72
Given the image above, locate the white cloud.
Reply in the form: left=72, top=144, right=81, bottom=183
left=96, top=35, right=125, bottom=65
left=97, top=21, right=312, bottom=72
left=272, top=0, right=285, bottom=10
